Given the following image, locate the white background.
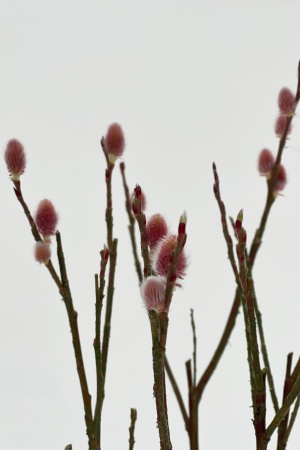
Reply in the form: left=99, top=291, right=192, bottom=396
left=1, top=1, right=300, bottom=449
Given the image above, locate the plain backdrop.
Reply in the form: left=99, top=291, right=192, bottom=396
left=1, top=1, right=300, bottom=449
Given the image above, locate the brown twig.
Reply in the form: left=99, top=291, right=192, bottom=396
left=56, top=232, right=95, bottom=449
left=120, top=162, right=143, bottom=283
left=263, top=372, right=300, bottom=446
left=12, top=180, right=95, bottom=448
left=93, top=246, right=109, bottom=446
left=128, top=408, right=137, bottom=450
left=197, top=62, right=300, bottom=405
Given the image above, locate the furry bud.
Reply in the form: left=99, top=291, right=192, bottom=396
left=4, top=139, right=26, bottom=180
left=35, top=199, right=58, bottom=237
left=105, top=123, right=125, bottom=163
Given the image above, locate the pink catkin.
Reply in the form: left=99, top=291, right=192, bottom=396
left=146, top=214, right=168, bottom=248
left=278, top=88, right=295, bottom=116
left=4, top=139, right=26, bottom=180
left=35, top=199, right=58, bottom=236
left=34, top=242, right=51, bottom=264
left=105, top=123, right=125, bottom=161
left=258, top=149, right=275, bottom=177
left=153, top=234, right=187, bottom=279
left=275, top=115, right=292, bottom=138
left=274, top=165, right=287, bottom=193
left=140, top=276, right=167, bottom=313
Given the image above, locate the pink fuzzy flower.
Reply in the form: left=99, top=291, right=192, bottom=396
left=105, top=123, right=125, bottom=163
left=274, top=164, right=287, bottom=194
left=274, top=115, right=292, bottom=138
left=34, top=242, right=51, bottom=264
left=4, top=139, right=26, bottom=180
left=140, top=276, right=167, bottom=313
left=152, top=234, right=187, bottom=280
left=146, top=214, right=168, bottom=248
left=258, top=149, right=275, bottom=177
left=278, top=88, right=295, bottom=116
left=35, top=199, right=58, bottom=237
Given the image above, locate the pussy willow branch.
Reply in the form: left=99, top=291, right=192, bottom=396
left=132, top=188, right=187, bottom=450
left=132, top=196, right=173, bottom=448
left=13, top=182, right=62, bottom=291
left=97, top=138, right=119, bottom=447
left=212, top=176, right=256, bottom=406
left=197, top=61, right=300, bottom=405
left=120, top=167, right=189, bottom=429
left=12, top=180, right=95, bottom=448
left=235, top=223, right=267, bottom=449
left=56, top=231, right=95, bottom=449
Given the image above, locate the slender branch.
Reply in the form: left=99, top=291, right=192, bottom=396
left=263, top=372, right=300, bottom=445
left=186, top=360, right=193, bottom=417
left=164, top=357, right=189, bottom=429
left=251, top=270, right=279, bottom=413
left=190, top=309, right=197, bottom=387
left=101, top=238, right=118, bottom=381
left=277, top=353, right=293, bottom=450
left=197, top=165, right=242, bottom=400
left=186, top=359, right=199, bottom=450
left=281, top=393, right=300, bottom=448
left=94, top=247, right=109, bottom=446
left=249, top=61, right=300, bottom=266
left=101, top=137, right=115, bottom=251
left=128, top=408, right=137, bottom=450
left=120, top=162, right=143, bottom=283
left=197, top=72, right=300, bottom=400
left=11, top=181, right=95, bottom=447
left=13, top=182, right=62, bottom=292
left=235, top=218, right=266, bottom=446
left=56, top=232, right=95, bottom=449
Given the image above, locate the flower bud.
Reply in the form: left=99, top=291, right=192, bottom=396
left=140, top=276, right=167, bottom=313
left=278, top=88, right=295, bottom=116
left=146, top=214, right=168, bottom=248
left=105, top=123, right=125, bottom=163
left=34, top=241, right=51, bottom=264
left=274, top=164, right=287, bottom=194
left=235, top=209, right=243, bottom=232
left=131, top=187, right=147, bottom=211
left=4, top=139, right=26, bottom=180
left=152, top=234, right=187, bottom=280
left=35, top=199, right=58, bottom=237
left=178, top=211, right=187, bottom=237
left=274, top=115, right=292, bottom=138
left=258, top=149, right=275, bottom=177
